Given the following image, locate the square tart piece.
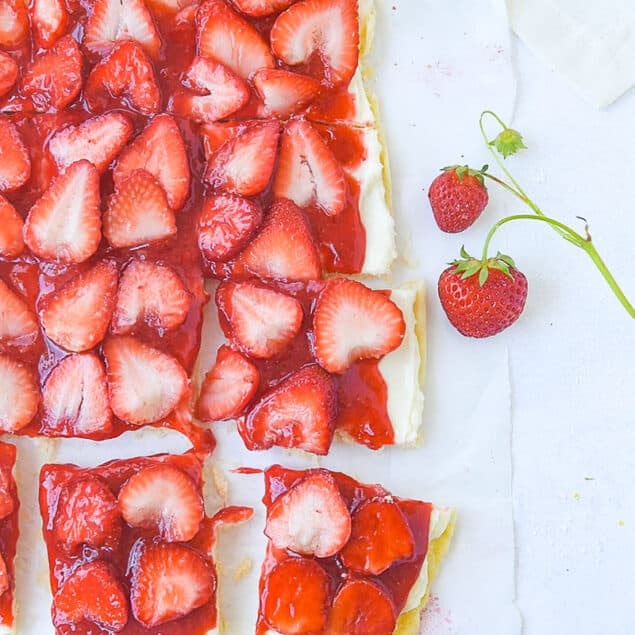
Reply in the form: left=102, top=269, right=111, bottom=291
left=257, top=465, right=455, bottom=635
left=0, top=443, right=18, bottom=635
left=196, top=277, right=425, bottom=454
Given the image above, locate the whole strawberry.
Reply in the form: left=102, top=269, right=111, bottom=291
left=428, top=165, right=489, bottom=233
left=438, top=249, right=528, bottom=337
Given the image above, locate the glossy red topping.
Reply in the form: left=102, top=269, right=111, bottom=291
left=0, top=53, right=18, bottom=98
left=0, top=196, right=24, bottom=259
left=0, top=278, right=38, bottom=349
left=0, top=117, right=31, bottom=192
left=0, top=443, right=19, bottom=629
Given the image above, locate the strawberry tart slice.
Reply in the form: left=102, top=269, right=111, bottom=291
left=0, top=443, right=19, bottom=635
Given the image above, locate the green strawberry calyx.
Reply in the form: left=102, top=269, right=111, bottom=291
left=442, top=164, right=489, bottom=186
left=451, top=246, right=516, bottom=287
left=489, top=128, right=527, bottom=159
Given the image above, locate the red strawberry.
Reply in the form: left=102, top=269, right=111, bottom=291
left=130, top=541, right=215, bottom=628
left=0, top=553, right=8, bottom=596
left=229, top=0, right=295, bottom=17
left=118, top=463, right=204, bottom=541
left=103, top=169, right=177, bottom=249
left=0, top=279, right=38, bottom=349
left=0, top=0, right=28, bottom=47
left=253, top=69, right=321, bottom=118
left=40, top=260, right=118, bottom=352
left=262, top=557, right=330, bottom=634
left=85, top=41, right=161, bottom=116
left=0, top=355, right=39, bottom=432
left=196, top=0, right=274, bottom=79
left=145, top=0, right=193, bottom=14
left=340, top=499, right=415, bottom=575
left=114, top=114, right=190, bottom=210
left=240, top=364, right=336, bottom=455
left=0, top=116, right=31, bottom=193
left=0, top=51, right=18, bottom=97
left=313, top=278, right=406, bottom=374
left=196, top=345, right=259, bottom=422
left=48, top=112, right=134, bottom=174
left=233, top=199, right=321, bottom=280
left=103, top=335, right=189, bottom=425
left=197, top=194, right=262, bottom=262
left=205, top=120, right=281, bottom=197
left=274, top=118, right=346, bottom=216
left=53, top=561, right=129, bottom=631
left=41, top=353, right=113, bottom=436
left=216, top=281, right=303, bottom=358
left=0, top=463, right=15, bottom=520
left=83, top=0, right=162, bottom=58
left=0, top=195, right=24, bottom=258
left=30, top=0, right=68, bottom=49
left=428, top=165, right=489, bottom=233
left=438, top=252, right=528, bottom=337
left=270, top=0, right=359, bottom=86
left=325, top=579, right=397, bottom=635
left=265, top=471, right=351, bottom=557
left=21, top=35, right=83, bottom=110
left=53, top=476, right=121, bottom=548
left=23, top=159, right=101, bottom=263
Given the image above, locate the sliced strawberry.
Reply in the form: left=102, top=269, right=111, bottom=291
left=174, top=56, right=250, bottom=123
left=114, top=114, right=190, bottom=210
left=30, top=0, right=68, bottom=49
left=274, top=118, right=346, bottom=216
left=21, top=35, right=83, bottom=110
left=0, top=355, right=39, bottom=432
left=53, top=476, right=121, bottom=548
left=340, top=499, right=415, bottom=575
left=104, top=169, right=176, bottom=249
left=205, top=120, right=281, bottom=197
left=83, top=0, right=162, bottom=58
left=118, top=463, right=204, bottom=541
left=40, top=260, right=118, bottom=352
left=0, top=279, right=38, bottom=349
left=233, top=199, right=321, bottom=280
left=0, top=0, right=28, bottom=47
left=0, top=195, right=24, bottom=258
left=130, top=541, right=215, bottom=628
left=0, top=464, right=15, bottom=520
left=270, top=0, right=359, bottom=86
left=0, top=116, right=31, bottom=193
left=262, top=557, right=330, bottom=634
left=240, top=364, right=336, bottom=454
left=0, top=51, right=18, bottom=98
left=41, top=353, right=113, bottom=436
left=53, top=561, right=129, bottom=631
left=196, top=0, right=274, bottom=79
left=146, top=0, right=194, bottom=14
left=0, top=552, right=8, bottom=596
left=196, top=345, right=259, bottom=422
left=265, top=471, right=351, bottom=557
left=111, top=260, right=190, bottom=334
left=103, top=335, right=188, bottom=425
left=313, top=278, right=405, bottom=374
left=216, top=281, right=303, bottom=358
left=253, top=69, right=321, bottom=118
left=49, top=112, right=134, bottom=174
left=229, top=0, right=296, bottom=17
left=23, top=159, right=101, bottom=264
left=325, top=578, right=397, bottom=635
left=85, top=41, right=161, bottom=116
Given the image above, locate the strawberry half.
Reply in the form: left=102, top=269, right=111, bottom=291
left=253, top=69, right=321, bottom=118
left=23, top=159, right=101, bottom=264
left=83, top=0, right=162, bottom=58
left=0, top=116, right=31, bottom=193
left=265, top=471, right=351, bottom=557
left=40, top=260, right=118, bottom=352
left=274, top=118, right=346, bottom=216
left=216, top=281, right=303, bottom=358
left=0, top=195, right=24, bottom=258
left=196, top=345, right=259, bottom=422
left=313, top=278, right=406, bottom=374
left=0, top=51, right=18, bottom=98
left=49, top=112, right=134, bottom=174
left=103, top=169, right=177, bottom=249
left=53, top=561, right=129, bottom=632
left=196, top=0, right=274, bottom=79
left=30, top=0, right=68, bottom=49
left=21, top=35, right=83, bottom=110
left=114, top=114, right=190, bottom=210
left=85, top=41, right=161, bottom=116
left=0, top=0, right=28, bottom=47
left=340, top=499, right=415, bottom=575
left=118, top=463, right=204, bottom=541
left=41, top=353, right=113, bottom=436
left=205, top=120, right=281, bottom=197
left=229, top=0, right=296, bottom=17
left=240, top=364, right=336, bottom=454
left=0, top=355, right=39, bottom=433
left=270, top=0, right=359, bottom=86
left=233, top=199, right=321, bottom=280
left=53, top=476, right=121, bottom=548
left=103, top=335, right=189, bottom=425
left=0, top=279, right=38, bottom=349
left=111, top=260, right=190, bottom=335
left=130, top=541, right=215, bottom=628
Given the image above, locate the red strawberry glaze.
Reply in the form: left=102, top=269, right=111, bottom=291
left=257, top=465, right=432, bottom=635
left=0, top=442, right=19, bottom=630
